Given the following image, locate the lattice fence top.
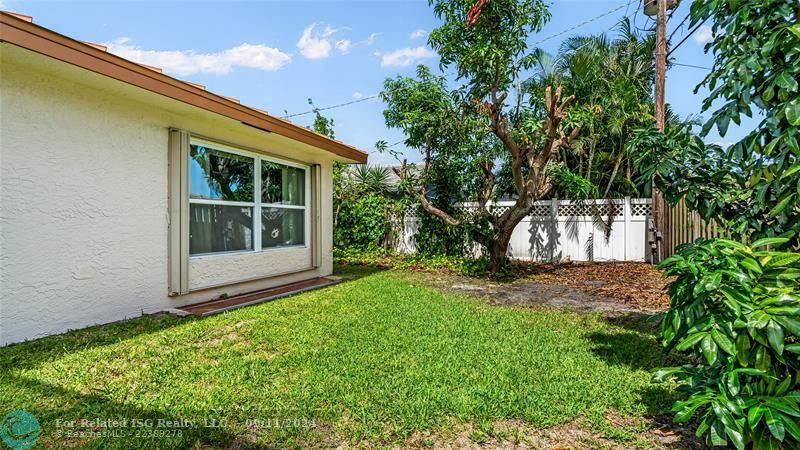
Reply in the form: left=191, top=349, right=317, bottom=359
left=556, top=203, right=624, bottom=217
left=396, top=198, right=652, bottom=219
left=630, top=202, right=652, bottom=217
left=530, top=204, right=550, bottom=216
left=490, top=205, right=510, bottom=216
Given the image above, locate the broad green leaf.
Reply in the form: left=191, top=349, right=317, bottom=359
left=786, top=343, right=800, bottom=353
left=732, top=367, right=768, bottom=376
left=775, top=71, right=799, bottom=92
left=741, top=257, right=763, bottom=274
left=764, top=397, right=800, bottom=416
left=765, top=407, right=786, bottom=441
left=711, top=329, right=736, bottom=355
left=710, top=419, right=728, bottom=446
left=764, top=252, right=800, bottom=267
left=725, top=425, right=745, bottom=450
left=775, top=377, right=793, bottom=397
left=782, top=164, right=800, bottom=179
left=781, top=413, right=800, bottom=442
left=701, top=335, right=719, bottom=365
left=696, top=416, right=711, bottom=437
left=749, top=404, right=765, bottom=427
left=736, top=334, right=751, bottom=366
left=751, top=237, right=791, bottom=248
left=774, top=316, right=800, bottom=336
left=753, top=427, right=782, bottom=450
left=768, top=194, right=795, bottom=218
left=727, top=372, right=741, bottom=396
left=717, top=113, right=731, bottom=137
left=676, top=332, right=707, bottom=351
left=675, top=401, right=705, bottom=423
left=786, top=100, right=800, bottom=126
left=756, top=346, right=771, bottom=371
left=788, top=24, right=800, bottom=40
left=652, top=367, right=682, bottom=383
left=766, top=321, right=785, bottom=355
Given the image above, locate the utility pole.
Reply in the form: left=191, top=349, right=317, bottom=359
left=655, top=0, right=667, bottom=132
left=652, top=0, right=668, bottom=262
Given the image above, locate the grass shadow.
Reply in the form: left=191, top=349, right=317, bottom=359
left=3, top=264, right=383, bottom=371
left=603, top=311, right=664, bottom=336
left=333, top=262, right=389, bottom=281
left=1, top=373, right=273, bottom=449
left=0, top=313, right=194, bottom=372
left=586, top=313, right=705, bottom=448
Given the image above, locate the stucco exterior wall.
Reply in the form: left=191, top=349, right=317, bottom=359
left=0, top=45, right=336, bottom=345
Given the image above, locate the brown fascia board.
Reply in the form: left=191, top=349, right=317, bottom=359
left=0, top=12, right=368, bottom=163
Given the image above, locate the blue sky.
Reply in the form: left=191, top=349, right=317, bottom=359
left=4, top=0, right=759, bottom=164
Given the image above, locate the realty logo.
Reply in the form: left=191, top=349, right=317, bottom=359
left=0, top=411, right=41, bottom=450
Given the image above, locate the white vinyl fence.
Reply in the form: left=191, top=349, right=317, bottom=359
left=393, top=197, right=653, bottom=262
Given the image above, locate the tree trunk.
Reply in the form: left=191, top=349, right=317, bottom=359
left=488, top=228, right=514, bottom=274
left=602, top=153, right=624, bottom=198
left=486, top=199, right=537, bottom=274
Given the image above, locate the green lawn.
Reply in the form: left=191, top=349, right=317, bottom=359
left=0, top=266, right=680, bottom=448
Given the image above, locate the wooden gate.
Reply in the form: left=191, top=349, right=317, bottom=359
left=661, top=199, right=726, bottom=258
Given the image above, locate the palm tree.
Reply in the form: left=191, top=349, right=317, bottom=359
left=526, top=18, right=657, bottom=198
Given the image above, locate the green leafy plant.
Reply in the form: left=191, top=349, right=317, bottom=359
left=630, top=0, right=800, bottom=249
left=335, top=193, right=391, bottom=251
left=654, top=237, right=800, bottom=449
left=626, top=2, right=800, bottom=446
left=381, top=0, right=598, bottom=274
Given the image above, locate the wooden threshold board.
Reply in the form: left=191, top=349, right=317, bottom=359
left=178, top=276, right=340, bottom=317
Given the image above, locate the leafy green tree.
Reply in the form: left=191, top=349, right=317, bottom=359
left=630, top=0, right=800, bottom=247
left=307, top=100, right=407, bottom=251
left=526, top=19, right=656, bottom=199
left=383, top=0, right=590, bottom=274
left=630, top=1, right=800, bottom=448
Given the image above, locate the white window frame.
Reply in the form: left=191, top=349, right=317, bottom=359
left=188, top=137, right=311, bottom=258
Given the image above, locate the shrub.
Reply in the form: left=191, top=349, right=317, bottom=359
left=654, top=237, right=800, bottom=449
left=334, top=193, right=390, bottom=251
left=333, top=248, right=494, bottom=278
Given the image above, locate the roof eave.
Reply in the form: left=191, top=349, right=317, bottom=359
left=0, top=12, right=368, bottom=164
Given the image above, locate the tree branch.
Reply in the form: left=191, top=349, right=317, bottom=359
left=478, top=158, right=495, bottom=213
left=392, top=151, right=461, bottom=227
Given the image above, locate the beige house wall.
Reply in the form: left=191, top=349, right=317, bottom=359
left=0, top=44, right=337, bottom=345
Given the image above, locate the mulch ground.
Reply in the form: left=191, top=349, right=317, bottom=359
left=513, top=261, right=672, bottom=311
left=412, top=261, right=673, bottom=314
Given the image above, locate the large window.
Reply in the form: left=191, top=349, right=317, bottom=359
left=188, top=140, right=308, bottom=256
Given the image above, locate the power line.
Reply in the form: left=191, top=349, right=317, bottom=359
left=530, top=0, right=635, bottom=46
left=667, top=17, right=709, bottom=58
left=283, top=94, right=381, bottom=119
left=282, top=0, right=637, bottom=119
left=667, top=12, right=691, bottom=42
left=672, top=61, right=712, bottom=70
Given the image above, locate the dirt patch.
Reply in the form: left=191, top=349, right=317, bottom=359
left=518, top=261, right=672, bottom=311
left=416, top=262, right=670, bottom=314
left=398, top=417, right=703, bottom=450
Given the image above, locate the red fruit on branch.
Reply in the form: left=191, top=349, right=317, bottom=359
left=466, top=0, right=491, bottom=28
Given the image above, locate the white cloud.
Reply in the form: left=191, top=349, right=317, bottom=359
left=409, top=29, right=427, bottom=39
left=380, top=46, right=437, bottom=68
left=352, top=91, right=378, bottom=99
left=693, top=25, right=713, bottom=44
left=297, top=23, right=340, bottom=59
left=365, top=33, right=379, bottom=45
left=335, top=39, right=352, bottom=55
left=104, top=38, right=291, bottom=76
